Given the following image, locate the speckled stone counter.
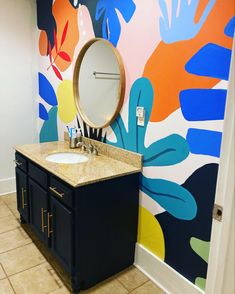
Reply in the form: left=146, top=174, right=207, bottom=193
left=14, top=141, right=142, bottom=187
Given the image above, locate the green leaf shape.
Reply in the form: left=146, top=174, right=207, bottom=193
left=190, top=237, right=210, bottom=262
left=195, top=277, right=206, bottom=290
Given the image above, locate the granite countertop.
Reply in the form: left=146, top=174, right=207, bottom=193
left=14, top=141, right=142, bottom=187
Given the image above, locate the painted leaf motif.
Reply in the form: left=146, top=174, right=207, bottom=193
left=38, top=73, right=57, bottom=106
left=39, top=103, right=49, bottom=120
left=95, top=0, right=136, bottom=46
left=141, top=176, right=197, bottom=220
left=48, top=41, right=52, bottom=63
left=60, top=20, right=69, bottom=47
left=58, top=51, right=71, bottom=62
left=143, top=134, right=190, bottom=167
left=52, top=65, right=63, bottom=80
left=53, top=29, right=58, bottom=53
left=109, top=78, right=190, bottom=166
left=40, top=106, right=58, bottom=143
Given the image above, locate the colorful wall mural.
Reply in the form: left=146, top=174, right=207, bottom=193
left=36, top=0, right=235, bottom=290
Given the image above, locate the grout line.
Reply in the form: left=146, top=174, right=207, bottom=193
left=0, top=225, right=21, bottom=237
left=117, top=278, right=150, bottom=293
left=0, top=262, right=16, bottom=294
left=0, top=239, right=32, bottom=255
left=7, top=261, right=47, bottom=278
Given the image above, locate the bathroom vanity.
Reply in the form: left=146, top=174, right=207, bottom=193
left=14, top=140, right=141, bottom=293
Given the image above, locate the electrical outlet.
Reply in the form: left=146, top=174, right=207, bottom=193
left=136, top=107, right=144, bottom=118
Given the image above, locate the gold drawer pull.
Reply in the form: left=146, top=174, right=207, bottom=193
left=14, top=160, right=22, bottom=166
left=21, top=188, right=27, bottom=209
left=47, top=213, right=53, bottom=238
left=41, top=208, right=47, bottom=232
left=49, top=186, right=64, bottom=198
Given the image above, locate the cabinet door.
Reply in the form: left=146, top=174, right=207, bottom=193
left=50, top=196, right=73, bottom=273
left=15, top=167, right=29, bottom=222
left=29, top=179, right=49, bottom=246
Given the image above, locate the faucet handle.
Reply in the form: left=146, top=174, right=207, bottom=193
left=92, top=146, right=98, bottom=156
left=88, top=143, right=94, bottom=153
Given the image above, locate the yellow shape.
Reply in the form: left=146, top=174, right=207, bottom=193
left=57, top=80, right=77, bottom=123
left=138, top=206, right=165, bottom=260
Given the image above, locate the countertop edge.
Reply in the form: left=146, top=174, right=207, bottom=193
left=14, top=145, right=141, bottom=188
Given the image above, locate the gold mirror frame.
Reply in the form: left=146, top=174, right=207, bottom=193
left=73, top=38, right=126, bottom=129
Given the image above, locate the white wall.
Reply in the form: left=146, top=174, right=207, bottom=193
left=0, top=0, right=38, bottom=195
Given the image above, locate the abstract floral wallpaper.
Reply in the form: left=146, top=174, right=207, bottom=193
left=36, top=0, right=235, bottom=290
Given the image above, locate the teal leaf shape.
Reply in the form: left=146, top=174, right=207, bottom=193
left=40, top=106, right=58, bottom=142
left=108, top=78, right=190, bottom=166
left=141, top=176, right=197, bottom=220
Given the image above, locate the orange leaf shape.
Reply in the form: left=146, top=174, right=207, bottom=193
left=58, top=51, right=71, bottom=62
left=48, top=42, right=52, bottom=63
left=53, top=29, right=58, bottom=53
left=52, top=65, right=63, bottom=80
left=60, top=21, right=69, bottom=47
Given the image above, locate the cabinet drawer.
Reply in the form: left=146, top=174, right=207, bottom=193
left=15, top=153, right=27, bottom=173
left=49, top=177, right=73, bottom=208
left=29, top=162, right=48, bottom=189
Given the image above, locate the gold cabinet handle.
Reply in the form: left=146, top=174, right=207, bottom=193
left=21, top=188, right=27, bottom=209
left=49, top=186, right=64, bottom=198
left=14, top=160, right=22, bottom=166
left=41, top=208, right=47, bottom=232
left=47, top=213, right=53, bottom=238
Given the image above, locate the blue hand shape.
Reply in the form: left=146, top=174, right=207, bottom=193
left=95, top=0, right=136, bottom=46
left=159, top=0, right=216, bottom=43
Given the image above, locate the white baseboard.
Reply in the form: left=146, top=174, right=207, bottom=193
left=134, top=244, right=204, bottom=294
left=0, top=177, right=16, bottom=196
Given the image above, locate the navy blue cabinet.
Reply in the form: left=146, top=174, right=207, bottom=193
left=15, top=151, right=139, bottom=293
left=15, top=167, right=29, bottom=222
left=29, top=178, right=49, bottom=246
left=50, top=196, right=73, bottom=274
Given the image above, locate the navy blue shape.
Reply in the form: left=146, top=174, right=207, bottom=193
left=224, top=16, right=235, bottom=38
left=69, top=0, right=79, bottom=8
left=77, top=0, right=103, bottom=38
left=39, top=103, right=49, bottom=120
left=156, top=164, right=218, bottom=284
left=187, top=128, right=222, bottom=158
left=180, top=89, right=226, bottom=121
left=185, top=43, right=232, bottom=80
left=36, top=0, right=56, bottom=48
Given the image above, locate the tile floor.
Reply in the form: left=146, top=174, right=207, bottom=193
left=0, top=193, right=165, bottom=294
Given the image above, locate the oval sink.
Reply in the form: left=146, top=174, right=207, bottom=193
left=46, top=152, right=88, bottom=164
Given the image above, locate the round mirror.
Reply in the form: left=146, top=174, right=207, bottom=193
left=73, top=38, right=125, bottom=129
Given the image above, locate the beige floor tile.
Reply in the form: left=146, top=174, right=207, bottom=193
left=82, top=279, right=128, bottom=294
left=116, top=267, right=149, bottom=291
left=0, top=243, right=45, bottom=276
left=1, top=193, right=16, bottom=206
left=0, top=202, right=13, bottom=218
left=0, top=214, right=20, bottom=234
left=0, top=264, right=6, bottom=279
left=131, top=281, right=164, bottom=294
left=0, top=279, right=15, bottom=294
left=9, top=263, right=61, bottom=294
left=0, top=228, right=31, bottom=254
left=49, top=286, right=70, bottom=294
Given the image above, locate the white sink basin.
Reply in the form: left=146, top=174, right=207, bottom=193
left=46, top=152, right=88, bottom=164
